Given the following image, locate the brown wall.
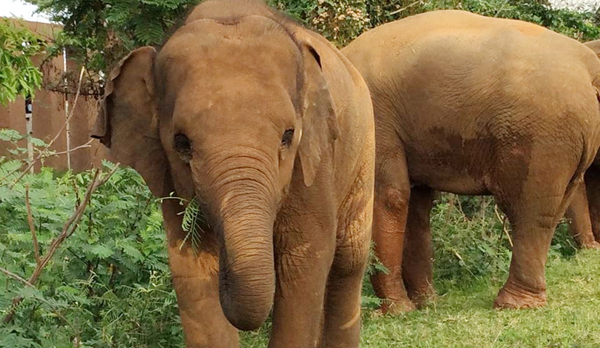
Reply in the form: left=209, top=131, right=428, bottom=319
left=0, top=19, right=110, bottom=173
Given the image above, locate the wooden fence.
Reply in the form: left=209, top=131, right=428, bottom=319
left=0, top=19, right=109, bottom=173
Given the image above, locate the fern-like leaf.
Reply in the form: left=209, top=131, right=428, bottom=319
left=180, top=197, right=206, bottom=255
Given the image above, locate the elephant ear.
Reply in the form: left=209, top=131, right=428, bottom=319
left=91, top=46, right=169, bottom=197
left=297, top=42, right=340, bottom=187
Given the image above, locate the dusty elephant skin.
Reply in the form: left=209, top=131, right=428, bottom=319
left=90, top=0, right=375, bottom=347
left=564, top=39, right=600, bottom=249
left=343, top=10, right=600, bottom=313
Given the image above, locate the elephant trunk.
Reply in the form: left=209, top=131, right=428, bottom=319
left=193, top=153, right=277, bottom=331
left=218, top=210, right=275, bottom=331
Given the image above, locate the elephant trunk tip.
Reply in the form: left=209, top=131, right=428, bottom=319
left=220, top=285, right=274, bottom=331
left=218, top=245, right=275, bottom=331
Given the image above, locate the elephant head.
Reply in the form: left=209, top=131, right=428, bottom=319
left=91, top=12, right=338, bottom=331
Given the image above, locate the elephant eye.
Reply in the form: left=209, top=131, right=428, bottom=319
left=174, top=133, right=192, bottom=163
left=281, top=128, right=294, bottom=147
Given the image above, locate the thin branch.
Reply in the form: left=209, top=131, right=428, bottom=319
left=0, top=138, right=93, bottom=187
left=2, top=164, right=120, bottom=324
left=43, top=66, right=86, bottom=150
left=25, top=185, right=41, bottom=266
left=494, top=204, right=513, bottom=247
left=50, top=139, right=93, bottom=157
left=494, top=0, right=511, bottom=17
left=72, top=178, right=81, bottom=208
left=389, top=0, right=423, bottom=15
left=0, top=267, right=34, bottom=287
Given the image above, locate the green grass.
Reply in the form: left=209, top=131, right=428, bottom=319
left=240, top=250, right=600, bottom=347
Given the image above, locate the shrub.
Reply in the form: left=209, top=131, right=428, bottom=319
left=0, top=131, right=181, bottom=347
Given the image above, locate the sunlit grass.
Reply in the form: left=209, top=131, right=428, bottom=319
left=241, top=250, right=600, bottom=347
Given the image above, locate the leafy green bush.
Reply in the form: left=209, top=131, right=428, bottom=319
left=0, top=131, right=182, bottom=347
left=274, top=0, right=600, bottom=46
left=0, top=19, right=44, bottom=105
left=27, top=0, right=200, bottom=75
left=431, top=194, right=578, bottom=294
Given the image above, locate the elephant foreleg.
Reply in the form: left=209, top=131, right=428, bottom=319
left=320, top=192, right=372, bottom=347
left=402, top=186, right=436, bottom=308
left=269, top=208, right=336, bottom=348
left=162, top=200, right=238, bottom=348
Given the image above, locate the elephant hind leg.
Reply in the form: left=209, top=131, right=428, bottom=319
left=565, top=181, right=600, bottom=249
left=402, top=186, right=436, bottom=308
left=493, top=166, right=581, bottom=309
left=584, top=167, right=600, bottom=243
left=371, top=147, right=414, bottom=314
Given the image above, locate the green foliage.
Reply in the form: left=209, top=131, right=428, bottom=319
left=26, top=0, right=199, bottom=73
left=430, top=195, right=513, bottom=288
left=270, top=0, right=370, bottom=46
left=274, top=0, right=600, bottom=46
left=430, top=194, right=576, bottom=292
left=505, top=0, right=600, bottom=40
left=0, top=19, right=44, bottom=106
left=0, top=134, right=182, bottom=346
left=179, top=196, right=205, bottom=254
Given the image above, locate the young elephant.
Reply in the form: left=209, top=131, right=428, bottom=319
left=91, top=0, right=375, bottom=346
left=343, top=10, right=600, bottom=313
left=564, top=40, right=600, bottom=249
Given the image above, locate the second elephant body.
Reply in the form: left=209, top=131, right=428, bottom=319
left=343, top=10, right=600, bottom=312
left=564, top=39, right=600, bottom=249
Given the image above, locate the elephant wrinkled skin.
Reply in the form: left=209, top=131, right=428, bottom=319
left=564, top=39, right=600, bottom=249
left=343, top=10, right=600, bottom=312
left=91, top=0, right=375, bottom=346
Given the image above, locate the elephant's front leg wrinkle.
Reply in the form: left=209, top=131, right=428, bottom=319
left=269, top=225, right=335, bottom=348
left=372, top=186, right=415, bottom=313
left=321, top=197, right=372, bottom=348
left=162, top=200, right=239, bottom=348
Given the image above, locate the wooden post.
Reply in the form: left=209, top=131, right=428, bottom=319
left=25, top=96, right=33, bottom=174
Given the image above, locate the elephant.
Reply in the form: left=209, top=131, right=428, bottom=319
left=564, top=39, right=600, bottom=249
left=90, top=0, right=375, bottom=346
left=342, top=10, right=600, bottom=313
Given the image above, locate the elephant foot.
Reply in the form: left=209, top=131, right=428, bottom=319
left=379, top=297, right=416, bottom=315
left=581, top=240, right=600, bottom=249
left=408, top=287, right=437, bottom=309
left=493, top=285, right=546, bottom=309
